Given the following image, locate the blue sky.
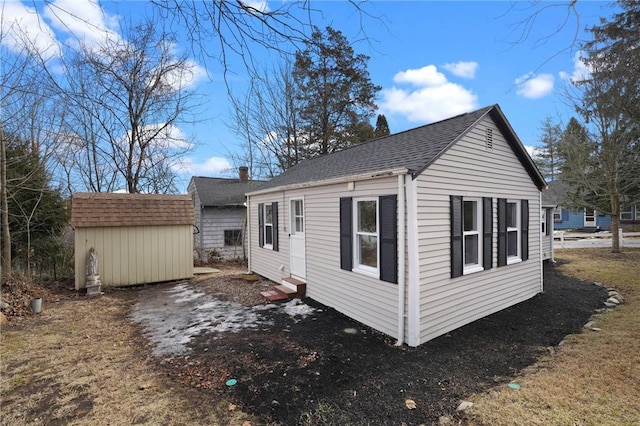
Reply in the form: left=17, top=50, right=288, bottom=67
left=2, top=0, right=613, bottom=192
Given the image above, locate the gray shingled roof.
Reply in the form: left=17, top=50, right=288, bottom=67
left=190, top=177, right=264, bottom=206
left=250, top=104, right=545, bottom=193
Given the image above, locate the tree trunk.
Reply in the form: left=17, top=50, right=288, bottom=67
left=0, top=123, right=12, bottom=282
left=610, top=194, right=620, bottom=253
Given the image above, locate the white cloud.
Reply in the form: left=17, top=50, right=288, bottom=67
left=42, top=0, right=121, bottom=49
left=0, top=1, right=61, bottom=58
left=515, top=72, right=554, bottom=99
left=559, top=51, right=591, bottom=83
left=443, top=61, right=478, bottom=79
left=240, top=1, right=270, bottom=13
left=393, top=65, right=447, bottom=86
left=380, top=64, right=479, bottom=123
left=174, top=156, right=232, bottom=175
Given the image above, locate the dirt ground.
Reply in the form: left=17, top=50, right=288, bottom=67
left=1, top=261, right=608, bottom=425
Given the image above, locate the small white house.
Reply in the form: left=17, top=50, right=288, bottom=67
left=247, top=105, right=547, bottom=347
left=188, top=168, right=264, bottom=261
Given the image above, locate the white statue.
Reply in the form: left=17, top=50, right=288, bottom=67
left=86, top=247, right=99, bottom=277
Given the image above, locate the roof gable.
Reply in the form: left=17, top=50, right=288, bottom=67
left=249, top=104, right=546, bottom=193
left=190, top=176, right=264, bottom=206
left=71, top=192, right=195, bottom=228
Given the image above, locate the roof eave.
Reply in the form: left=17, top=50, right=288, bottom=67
left=246, top=167, right=410, bottom=196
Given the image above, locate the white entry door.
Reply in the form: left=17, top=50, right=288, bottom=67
left=584, top=209, right=596, bottom=227
left=289, top=198, right=306, bottom=280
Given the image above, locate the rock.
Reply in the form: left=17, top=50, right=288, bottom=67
left=439, top=416, right=453, bottom=425
left=593, top=281, right=603, bottom=286
left=405, top=399, right=417, bottom=410
left=0, top=300, right=9, bottom=310
left=583, top=321, right=594, bottom=328
left=604, top=302, right=617, bottom=308
left=456, top=401, right=474, bottom=411
left=0, top=312, right=7, bottom=325
left=591, top=327, right=602, bottom=332
left=606, top=297, right=620, bottom=305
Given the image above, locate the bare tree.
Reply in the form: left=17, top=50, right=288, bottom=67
left=228, top=59, right=303, bottom=179
left=151, top=1, right=374, bottom=84
left=559, top=1, right=640, bottom=252
left=57, top=20, right=199, bottom=193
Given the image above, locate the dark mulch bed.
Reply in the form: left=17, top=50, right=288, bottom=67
left=163, top=262, right=608, bottom=425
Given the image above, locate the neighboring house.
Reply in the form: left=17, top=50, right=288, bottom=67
left=545, top=181, right=612, bottom=231
left=71, top=192, right=194, bottom=289
left=246, top=104, right=547, bottom=347
left=620, top=202, right=640, bottom=232
left=188, top=167, right=264, bottom=261
left=540, top=198, right=555, bottom=262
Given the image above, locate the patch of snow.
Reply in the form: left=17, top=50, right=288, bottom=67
left=131, top=283, right=317, bottom=357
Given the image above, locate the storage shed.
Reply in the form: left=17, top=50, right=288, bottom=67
left=71, top=192, right=195, bottom=290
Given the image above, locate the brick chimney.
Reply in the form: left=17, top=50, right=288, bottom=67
left=239, top=166, right=249, bottom=183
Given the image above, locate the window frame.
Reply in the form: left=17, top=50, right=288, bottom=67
left=620, top=204, right=633, bottom=221
left=462, top=198, right=483, bottom=275
left=224, top=229, right=243, bottom=247
left=553, top=206, right=562, bottom=223
left=506, top=199, right=521, bottom=264
left=352, top=197, right=380, bottom=278
left=263, top=203, right=273, bottom=249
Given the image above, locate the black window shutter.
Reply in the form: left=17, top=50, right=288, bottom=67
left=272, top=202, right=279, bottom=252
left=339, top=197, right=353, bottom=271
left=450, top=195, right=463, bottom=278
left=483, top=197, right=493, bottom=270
left=521, top=199, right=529, bottom=261
left=497, top=198, right=507, bottom=267
left=379, top=195, right=398, bottom=284
left=258, top=203, right=264, bottom=248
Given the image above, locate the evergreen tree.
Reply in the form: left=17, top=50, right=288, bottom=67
left=558, top=0, right=640, bottom=252
left=293, top=26, right=381, bottom=158
left=5, top=134, right=69, bottom=277
left=374, top=114, right=390, bottom=138
left=535, top=116, right=563, bottom=181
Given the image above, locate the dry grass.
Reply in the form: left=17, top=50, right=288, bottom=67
left=465, top=248, right=640, bottom=426
left=0, top=290, right=255, bottom=426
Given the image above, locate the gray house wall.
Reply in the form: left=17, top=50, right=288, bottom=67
left=249, top=176, right=402, bottom=338
left=198, top=207, right=247, bottom=260
left=411, top=115, right=542, bottom=345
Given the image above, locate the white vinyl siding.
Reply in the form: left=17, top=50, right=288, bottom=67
left=414, top=116, right=542, bottom=345
left=249, top=176, right=401, bottom=338
left=198, top=207, right=247, bottom=260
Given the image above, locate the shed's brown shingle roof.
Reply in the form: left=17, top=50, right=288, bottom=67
left=71, top=192, right=195, bottom=228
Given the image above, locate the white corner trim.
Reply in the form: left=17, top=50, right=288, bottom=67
left=406, top=177, right=421, bottom=347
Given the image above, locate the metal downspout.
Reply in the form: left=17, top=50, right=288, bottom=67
left=396, top=174, right=406, bottom=346
left=247, top=195, right=252, bottom=274
left=539, top=192, right=544, bottom=293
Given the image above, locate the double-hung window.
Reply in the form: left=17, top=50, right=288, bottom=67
left=264, top=204, right=273, bottom=247
left=463, top=199, right=483, bottom=274
left=620, top=204, right=633, bottom=221
left=497, top=198, right=528, bottom=266
left=450, top=196, right=492, bottom=278
left=339, top=195, right=398, bottom=284
left=354, top=199, right=378, bottom=275
left=506, top=200, right=520, bottom=261
left=258, top=202, right=279, bottom=251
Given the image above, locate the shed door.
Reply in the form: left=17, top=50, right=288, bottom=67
left=289, top=198, right=306, bottom=280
